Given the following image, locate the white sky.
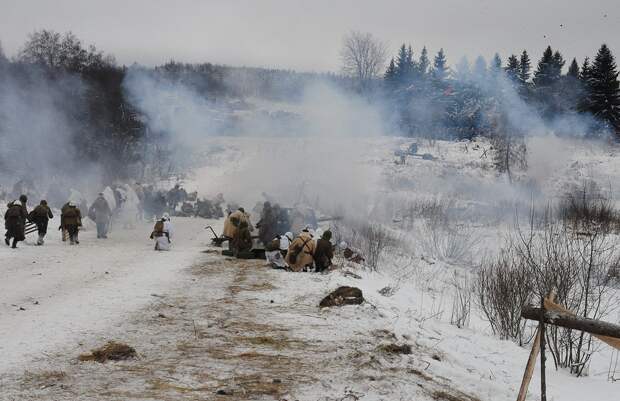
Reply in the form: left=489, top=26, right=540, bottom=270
left=1, top=0, right=619, bottom=72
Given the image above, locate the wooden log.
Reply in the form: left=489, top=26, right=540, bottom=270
left=543, top=299, right=620, bottom=350
left=521, top=307, right=620, bottom=339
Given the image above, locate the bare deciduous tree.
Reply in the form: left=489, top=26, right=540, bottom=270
left=340, top=31, right=387, bottom=91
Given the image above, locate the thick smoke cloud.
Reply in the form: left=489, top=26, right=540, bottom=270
left=123, top=69, right=385, bottom=214
left=0, top=66, right=104, bottom=201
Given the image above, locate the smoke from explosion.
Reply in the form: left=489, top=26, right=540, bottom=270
left=0, top=65, right=104, bottom=202
left=123, top=69, right=385, bottom=215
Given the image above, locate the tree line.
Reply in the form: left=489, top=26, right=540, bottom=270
left=0, top=30, right=346, bottom=183
left=376, top=41, right=620, bottom=139
left=1, top=29, right=619, bottom=185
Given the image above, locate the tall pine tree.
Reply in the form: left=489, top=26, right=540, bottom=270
left=432, top=48, right=449, bottom=82
left=385, top=58, right=397, bottom=82
left=533, top=46, right=559, bottom=87
left=506, top=55, right=520, bottom=82
left=519, top=50, right=531, bottom=84
left=567, top=58, right=580, bottom=78
left=491, top=53, right=502, bottom=74
left=585, top=44, right=620, bottom=133
left=418, top=46, right=430, bottom=77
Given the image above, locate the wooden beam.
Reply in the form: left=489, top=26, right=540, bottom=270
left=543, top=299, right=620, bottom=350
left=521, top=307, right=620, bottom=339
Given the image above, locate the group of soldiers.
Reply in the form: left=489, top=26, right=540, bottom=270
left=4, top=187, right=336, bottom=273
left=4, top=195, right=84, bottom=248
left=222, top=202, right=335, bottom=273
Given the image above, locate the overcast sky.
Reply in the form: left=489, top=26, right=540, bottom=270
left=1, top=0, right=618, bottom=72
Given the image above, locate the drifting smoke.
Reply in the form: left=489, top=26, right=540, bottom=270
left=121, top=51, right=616, bottom=227
left=123, top=69, right=385, bottom=215
left=0, top=65, right=104, bottom=201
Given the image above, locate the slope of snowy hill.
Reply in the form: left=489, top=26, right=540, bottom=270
left=1, top=135, right=619, bottom=400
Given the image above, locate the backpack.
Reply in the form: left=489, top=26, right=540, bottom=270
left=265, top=237, right=280, bottom=252
left=6, top=204, right=22, bottom=218
left=152, top=220, right=164, bottom=237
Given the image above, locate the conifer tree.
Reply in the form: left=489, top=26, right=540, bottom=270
left=586, top=44, right=620, bottom=132
left=506, top=55, right=520, bottom=82
left=552, top=50, right=566, bottom=78
left=432, top=48, right=449, bottom=82
left=454, top=56, right=471, bottom=81
left=473, top=56, right=488, bottom=80
left=580, top=57, right=591, bottom=81
left=533, top=46, right=557, bottom=87
left=395, top=44, right=409, bottom=83
left=519, top=50, right=531, bottom=83
left=491, top=53, right=502, bottom=73
left=418, top=46, right=430, bottom=76
left=385, top=57, right=397, bottom=81
left=567, top=58, right=580, bottom=79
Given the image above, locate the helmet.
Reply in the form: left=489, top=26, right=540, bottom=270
left=162, top=212, right=170, bottom=221
left=19, top=194, right=27, bottom=203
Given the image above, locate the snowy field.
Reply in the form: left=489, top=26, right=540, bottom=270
left=1, top=136, right=619, bottom=400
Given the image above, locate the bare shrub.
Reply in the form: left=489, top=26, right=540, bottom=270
left=400, top=196, right=454, bottom=230
left=337, top=220, right=397, bottom=271
left=421, top=221, right=480, bottom=264
left=515, top=219, right=619, bottom=376
left=477, top=207, right=620, bottom=375
left=558, top=181, right=620, bottom=233
left=475, top=247, right=534, bottom=345
left=450, top=271, right=472, bottom=329
left=357, top=223, right=396, bottom=271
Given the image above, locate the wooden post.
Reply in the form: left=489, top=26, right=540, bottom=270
left=516, top=291, right=555, bottom=401
left=539, top=297, right=547, bottom=401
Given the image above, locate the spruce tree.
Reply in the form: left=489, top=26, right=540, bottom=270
left=432, top=48, right=449, bottom=82
left=491, top=53, right=502, bottom=73
left=533, top=46, right=557, bottom=87
left=473, top=56, right=488, bottom=80
left=385, top=58, right=397, bottom=81
left=395, top=44, right=409, bottom=83
left=519, top=50, right=531, bottom=83
left=418, top=46, right=430, bottom=76
left=506, top=55, right=520, bottom=82
left=586, top=44, right=620, bottom=132
left=580, top=57, right=591, bottom=81
left=552, top=50, right=566, bottom=78
left=567, top=58, right=580, bottom=79
left=455, top=56, right=471, bottom=81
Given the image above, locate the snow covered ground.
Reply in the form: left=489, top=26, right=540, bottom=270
left=0, top=216, right=212, bottom=376
left=1, top=135, right=619, bottom=400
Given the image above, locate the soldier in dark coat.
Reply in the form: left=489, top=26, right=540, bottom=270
left=89, top=193, right=112, bottom=239
left=232, top=220, right=253, bottom=258
left=29, top=200, right=53, bottom=245
left=61, top=202, right=82, bottom=245
left=313, top=230, right=334, bottom=273
left=4, top=195, right=28, bottom=248
left=256, top=202, right=278, bottom=246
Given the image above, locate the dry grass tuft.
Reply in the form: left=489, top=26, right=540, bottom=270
left=377, top=343, right=412, bottom=355
left=79, top=341, right=137, bottom=363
